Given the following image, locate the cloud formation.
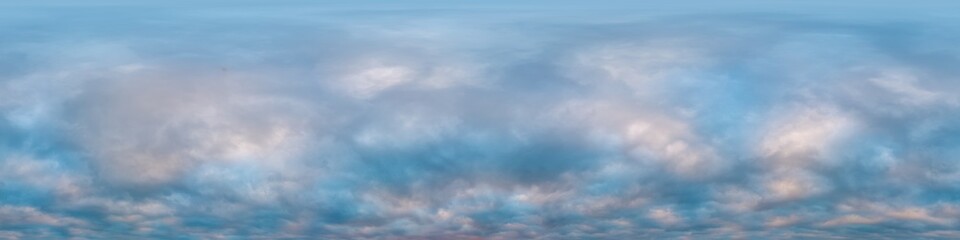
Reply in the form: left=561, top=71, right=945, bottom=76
left=2, top=2, right=960, bottom=239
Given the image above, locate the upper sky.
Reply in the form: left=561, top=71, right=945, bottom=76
left=2, top=1, right=960, bottom=239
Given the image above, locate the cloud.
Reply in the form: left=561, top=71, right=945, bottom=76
left=1, top=2, right=959, bottom=239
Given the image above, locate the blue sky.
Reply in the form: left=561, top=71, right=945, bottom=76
left=2, top=1, right=960, bottom=239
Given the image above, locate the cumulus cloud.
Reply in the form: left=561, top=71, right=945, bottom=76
left=1, top=1, right=960, bottom=239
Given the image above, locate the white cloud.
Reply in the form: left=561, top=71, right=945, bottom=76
left=648, top=207, right=682, bottom=226
left=757, top=104, right=858, bottom=167
left=820, top=214, right=884, bottom=227
left=1, top=4, right=959, bottom=239
left=0, top=205, right=87, bottom=227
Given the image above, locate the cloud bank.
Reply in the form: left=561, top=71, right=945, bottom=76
left=2, top=2, right=960, bottom=239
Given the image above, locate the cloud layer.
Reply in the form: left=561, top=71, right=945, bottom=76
left=2, top=2, right=960, bottom=239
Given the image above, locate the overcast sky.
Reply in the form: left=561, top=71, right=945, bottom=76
left=2, top=1, right=960, bottom=239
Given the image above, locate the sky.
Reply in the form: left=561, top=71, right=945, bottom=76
left=1, top=1, right=960, bottom=239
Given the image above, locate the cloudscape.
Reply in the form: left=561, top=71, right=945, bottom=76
left=2, top=1, right=960, bottom=239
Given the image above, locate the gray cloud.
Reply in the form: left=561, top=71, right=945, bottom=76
left=1, top=2, right=960, bottom=239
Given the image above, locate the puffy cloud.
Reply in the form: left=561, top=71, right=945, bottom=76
left=1, top=1, right=959, bottom=239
